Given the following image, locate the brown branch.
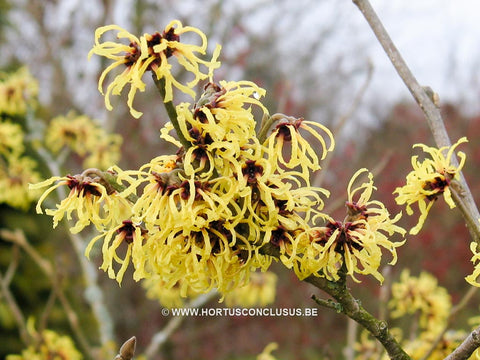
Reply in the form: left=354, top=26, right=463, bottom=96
left=444, top=326, right=480, bottom=360
left=352, top=0, right=480, bottom=244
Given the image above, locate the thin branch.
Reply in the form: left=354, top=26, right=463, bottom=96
left=0, top=240, right=30, bottom=345
left=256, top=242, right=410, bottom=360
left=307, top=274, right=411, bottom=360
left=352, top=0, right=480, bottom=244
left=444, top=325, right=480, bottom=360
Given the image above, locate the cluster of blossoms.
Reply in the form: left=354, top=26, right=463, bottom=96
left=297, top=169, right=405, bottom=283
left=393, top=138, right=480, bottom=288
left=0, top=67, right=38, bottom=116
left=44, top=111, right=122, bottom=170
left=389, top=269, right=451, bottom=332
left=0, top=67, right=41, bottom=210
left=388, top=270, right=480, bottom=360
left=32, top=20, right=408, bottom=299
left=355, top=270, right=480, bottom=360
left=6, top=320, right=82, bottom=360
left=394, top=137, right=467, bottom=235
left=88, top=20, right=221, bottom=118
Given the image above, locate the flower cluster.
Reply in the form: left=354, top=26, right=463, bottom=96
left=33, top=20, right=408, bottom=298
left=297, top=169, right=405, bottom=283
left=88, top=20, right=220, bottom=118
left=6, top=320, right=82, bottom=360
left=389, top=269, right=451, bottom=332
left=394, top=137, right=467, bottom=235
left=0, top=68, right=41, bottom=210
left=45, top=111, right=122, bottom=169
left=0, top=67, right=38, bottom=116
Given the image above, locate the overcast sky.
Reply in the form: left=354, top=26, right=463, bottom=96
left=352, top=0, right=480, bottom=113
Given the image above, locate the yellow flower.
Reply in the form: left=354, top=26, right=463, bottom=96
left=30, top=173, right=129, bottom=233
left=0, top=122, right=25, bottom=159
left=265, top=115, right=334, bottom=182
left=85, top=220, right=147, bottom=284
left=224, top=271, right=277, bottom=307
left=300, top=169, right=405, bottom=282
left=165, top=80, right=268, bottom=178
left=6, top=319, right=82, bottom=360
left=0, top=67, right=38, bottom=116
left=45, top=112, right=122, bottom=169
left=465, top=241, right=480, bottom=287
left=0, top=156, right=41, bottom=210
left=394, top=137, right=467, bottom=235
left=146, top=222, right=253, bottom=295
left=389, top=269, right=451, bottom=331
left=89, top=21, right=221, bottom=118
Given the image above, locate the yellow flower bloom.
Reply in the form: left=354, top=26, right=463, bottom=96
left=300, top=169, right=405, bottom=282
left=394, top=137, right=467, bottom=235
left=265, top=115, right=334, bottom=182
left=224, top=271, right=277, bottom=307
left=465, top=241, right=480, bottom=287
left=1, top=156, right=41, bottom=210
left=6, top=319, right=82, bottom=360
left=146, top=223, right=252, bottom=295
left=85, top=220, right=147, bottom=284
left=0, top=67, right=38, bottom=116
left=30, top=173, right=130, bottom=233
left=0, top=122, right=25, bottom=159
left=89, top=21, right=221, bottom=118
left=389, top=269, right=451, bottom=331
left=45, top=112, right=122, bottom=169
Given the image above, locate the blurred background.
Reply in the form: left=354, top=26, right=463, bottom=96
left=1, top=0, right=480, bottom=359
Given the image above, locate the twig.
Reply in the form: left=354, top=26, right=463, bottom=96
left=352, top=0, right=480, bottom=244
left=307, top=274, right=411, bottom=360
left=144, top=291, right=218, bottom=359
left=0, top=240, right=30, bottom=345
left=444, top=325, right=480, bottom=360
